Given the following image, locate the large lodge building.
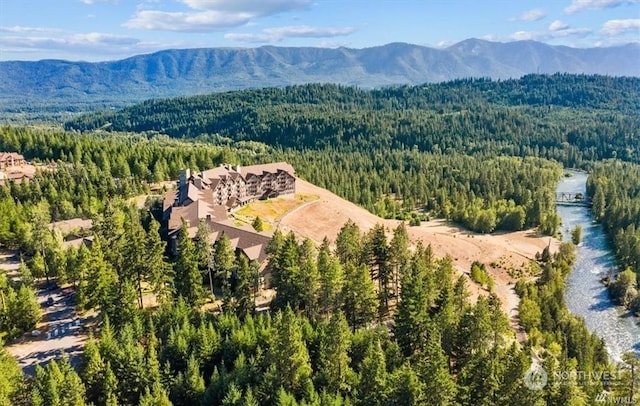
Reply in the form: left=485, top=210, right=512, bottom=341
left=163, top=162, right=295, bottom=264
left=0, top=152, right=25, bottom=170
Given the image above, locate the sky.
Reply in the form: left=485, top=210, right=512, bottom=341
left=0, top=0, right=638, bottom=61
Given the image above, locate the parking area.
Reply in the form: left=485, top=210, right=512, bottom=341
left=5, top=283, right=95, bottom=375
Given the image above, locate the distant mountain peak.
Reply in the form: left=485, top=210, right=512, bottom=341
left=1, top=40, right=638, bottom=112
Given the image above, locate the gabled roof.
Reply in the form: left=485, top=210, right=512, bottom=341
left=168, top=200, right=228, bottom=235
left=163, top=190, right=177, bottom=213
left=186, top=183, right=203, bottom=203
left=208, top=221, right=271, bottom=263
left=0, top=152, right=24, bottom=162
left=201, top=166, right=233, bottom=182
left=240, top=162, right=295, bottom=178
left=48, top=218, right=93, bottom=234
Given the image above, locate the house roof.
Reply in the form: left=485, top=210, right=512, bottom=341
left=61, top=236, right=94, bottom=250
left=208, top=221, right=271, bottom=263
left=48, top=218, right=93, bottom=234
left=240, top=162, right=295, bottom=178
left=200, top=162, right=294, bottom=183
left=201, top=166, right=233, bottom=182
left=163, top=190, right=176, bottom=213
left=0, top=152, right=24, bottom=162
left=168, top=200, right=228, bottom=235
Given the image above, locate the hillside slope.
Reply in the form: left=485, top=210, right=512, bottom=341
left=280, top=177, right=558, bottom=338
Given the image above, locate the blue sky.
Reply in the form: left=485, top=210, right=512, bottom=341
left=0, top=0, right=638, bottom=61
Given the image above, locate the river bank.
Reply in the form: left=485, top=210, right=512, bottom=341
left=559, top=171, right=640, bottom=361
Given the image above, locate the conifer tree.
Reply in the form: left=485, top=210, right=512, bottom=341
left=234, top=255, right=256, bottom=318
left=271, top=232, right=302, bottom=311
left=241, top=387, right=259, bottom=406
left=252, top=216, right=264, bottom=232
left=85, top=237, right=119, bottom=316
left=81, top=339, right=107, bottom=405
left=195, top=220, right=214, bottom=297
left=11, top=284, right=41, bottom=332
left=335, top=220, right=361, bottom=266
left=366, top=224, right=390, bottom=318
left=317, top=244, right=344, bottom=318
left=357, top=339, right=388, bottom=406
left=222, top=382, right=242, bottom=406
left=174, top=222, right=205, bottom=308
left=388, top=363, right=424, bottom=405
left=315, top=312, right=353, bottom=395
left=123, top=211, right=147, bottom=307
left=139, top=382, right=172, bottom=406
left=214, top=232, right=236, bottom=312
left=394, top=247, right=432, bottom=357
left=389, top=222, right=410, bottom=299
left=266, top=308, right=314, bottom=401
left=419, top=328, right=456, bottom=406
left=342, top=264, right=377, bottom=332
left=0, top=340, right=22, bottom=406
left=299, top=238, right=320, bottom=320
left=144, top=219, right=173, bottom=304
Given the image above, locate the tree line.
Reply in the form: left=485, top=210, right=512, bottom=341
left=65, top=75, right=640, bottom=166
left=0, top=126, right=563, bottom=235
left=587, top=161, right=640, bottom=313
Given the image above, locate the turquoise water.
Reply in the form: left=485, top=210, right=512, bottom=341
left=559, top=171, right=640, bottom=361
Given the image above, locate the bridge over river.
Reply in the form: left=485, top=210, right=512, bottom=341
left=555, top=191, right=591, bottom=207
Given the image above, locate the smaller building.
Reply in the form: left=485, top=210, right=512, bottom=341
left=0, top=171, right=34, bottom=187
left=48, top=218, right=94, bottom=250
left=0, top=152, right=25, bottom=170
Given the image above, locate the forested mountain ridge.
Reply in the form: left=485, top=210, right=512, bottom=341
left=66, top=74, right=640, bottom=165
left=1, top=40, right=638, bottom=112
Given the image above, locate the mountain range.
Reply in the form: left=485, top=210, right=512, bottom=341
left=1, top=39, right=638, bottom=112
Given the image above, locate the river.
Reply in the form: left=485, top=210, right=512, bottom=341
left=558, top=171, right=640, bottom=361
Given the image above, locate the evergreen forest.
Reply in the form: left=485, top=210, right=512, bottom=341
left=1, top=73, right=639, bottom=405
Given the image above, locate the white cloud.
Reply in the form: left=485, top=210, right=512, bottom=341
left=180, top=0, right=309, bottom=15
left=0, top=26, right=64, bottom=34
left=553, top=27, right=592, bottom=37
left=510, top=25, right=591, bottom=41
left=80, top=0, right=119, bottom=4
left=124, top=10, right=253, bottom=31
left=600, top=19, right=640, bottom=35
left=549, top=20, right=569, bottom=31
left=126, top=0, right=310, bottom=32
left=510, top=31, right=539, bottom=41
left=0, top=31, right=170, bottom=60
left=511, top=8, right=546, bottom=21
left=264, top=25, right=355, bottom=37
left=69, top=32, right=140, bottom=46
left=225, top=24, right=356, bottom=43
left=565, top=0, right=639, bottom=14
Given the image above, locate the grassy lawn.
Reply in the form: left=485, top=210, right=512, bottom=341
left=232, top=193, right=319, bottom=231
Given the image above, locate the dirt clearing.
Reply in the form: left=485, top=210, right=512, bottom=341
left=279, top=178, right=560, bottom=339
